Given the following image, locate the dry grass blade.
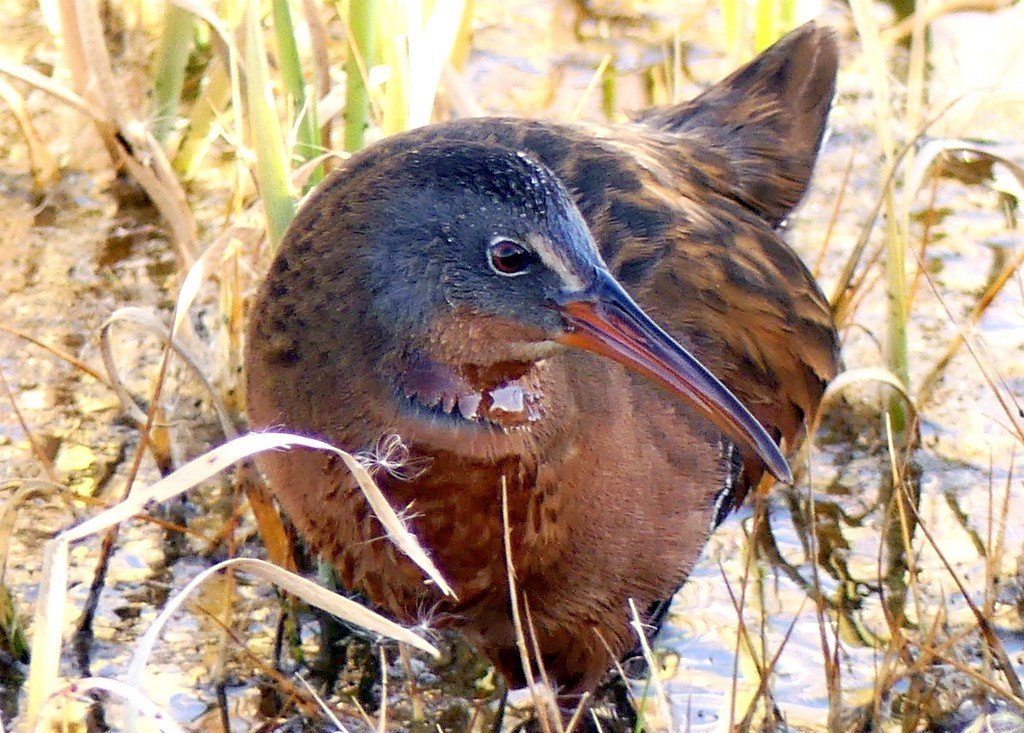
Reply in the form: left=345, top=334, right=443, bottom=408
left=0, top=57, right=95, bottom=120
left=298, top=0, right=331, bottom=105
left=25, top=534, right=69, bottom=727
left=57, top=0, right=121, bottom=127
left=295, top=673, right=355, bottom=733
left=570, top=54, right=614, bottom=123
left=49, top=0, right=201, bottom=264
left=25, top=432, right=448, bottom=727
left=789, top=366, right=915, bottom=488
left=0, top=482, right=79, bottom=669
left=123, top=557, right=439, bottom=713
left=821, top=367, right=912, bottom=407
left=720, top=507, right=789, bottom=730
left=906, top=139, right=1024, bottom=207
left=77, top=433, right=452, bottom=593
left=890, top=464, right=1024, bottom=700
left=737, top=596, right=810, bottom=731
left=500, top=478, right=558, bottom=732
left=167, top=0, right=239, bottom=56
left=828, top=94, right=975, bottom=329
left=877, top=414, right=1024, bottom=708
left=984, top=454, right=1014, bottom=625
left=828, top=150, right=898, bottom=325
left=441, top=62, right=485, bottom=118
left=328, top=442, right=456, bottom=599
left=811, top=142, right=856, bottom=280
left=917, top=241, right=1024, bottom=407
left=100, top=227, right=249, bottom=445
left=377, top=645, right=388, bottom=733
left=110, top=130, right=201, bottom=266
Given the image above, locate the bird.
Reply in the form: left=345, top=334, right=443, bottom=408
left=245, top=19, right=840, bottom=716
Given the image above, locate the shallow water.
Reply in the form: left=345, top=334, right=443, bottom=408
left=1, top=0, right=1023, bottom=731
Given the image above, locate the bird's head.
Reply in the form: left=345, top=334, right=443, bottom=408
left=342, top=141, right=789, bottom=481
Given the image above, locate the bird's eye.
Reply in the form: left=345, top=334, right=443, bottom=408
left=488, top=239, right=536, bottom=277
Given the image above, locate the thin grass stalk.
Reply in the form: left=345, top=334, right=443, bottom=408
left=151, top=4, right=195, bottom=143
left=272, top=0, right=323, bottom=187
left=855, top=76, right=946, bottom=630
left=894, top=0, right=930, bottom=406
left=903, top=2, right=927, bottom=144
left=885, top=415, right=921, bottom=629
left=882, top=205, right=910, bottom=433
left=345, top=0, right=377, bottom=152
left=56, top=0, right=115, bottom=127
left=244, top=2, right=296, bottom=249
left=849, top=0, right=911, bottom=433
left=377, top=645, right=388, bottom=733
left=570, top=55, right=612, bottom=122
left=500, top=479, right=558, bottom=733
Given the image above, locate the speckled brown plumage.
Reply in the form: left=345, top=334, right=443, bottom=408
left=245, top=22, right=840, bottom=701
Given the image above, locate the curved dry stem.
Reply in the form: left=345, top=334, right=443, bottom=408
left=99, top=307, right=235, bottom=438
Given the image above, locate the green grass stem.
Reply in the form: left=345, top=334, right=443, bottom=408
left=151, top=4, right=195, bottom=143
left=244, top=2, right=295, bottom=249
left=344, top=0, right=377, bottom=152
left=272, top=0, right=323, bottom=187
left=850, top=0, right=911, bottom=433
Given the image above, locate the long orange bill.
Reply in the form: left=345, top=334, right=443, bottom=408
left=554, top=273, right=792, bottom=483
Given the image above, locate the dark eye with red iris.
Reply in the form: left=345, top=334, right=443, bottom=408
left=488, top=239, right=536, bottom=276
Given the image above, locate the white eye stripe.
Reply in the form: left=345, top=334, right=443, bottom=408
left=528, top=234, right=585, bottom=291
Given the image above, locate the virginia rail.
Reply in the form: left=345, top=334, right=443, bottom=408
left=246, top=21, right=840, bottom=707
